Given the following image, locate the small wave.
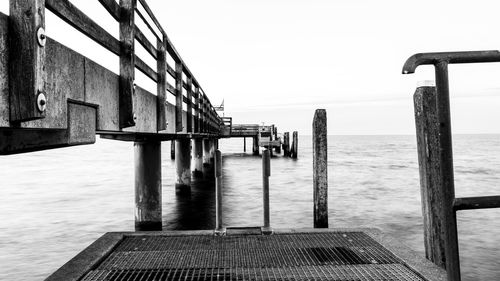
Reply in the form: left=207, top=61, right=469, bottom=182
left=455, top=167, right=494, bottom=175
left=388, top=164, right=409, bottom=169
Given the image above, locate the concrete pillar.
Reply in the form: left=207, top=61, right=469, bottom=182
left=252, top=136, right=259, bottom=156
left=134, top=141, right=162, bottom=231
left=175, top=139, right=191, bottom=194
left=203, top=138, right=213, bottom=178
left=170, top=140, right=175, bottom=160
left=192, top=139, right=203, bottom=178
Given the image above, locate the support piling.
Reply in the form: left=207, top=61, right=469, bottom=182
left=262, top=149, right=271, bottom=234
left=252, top=136, right=259, bottom=156
left=192, top=139, right=203, bottom=178
left=215, top=150, right=224, bottom=234
left=175, top=139, right=191, bottom=194
left=313, top=110, right=328, bottom=228
left=134, top=141, right=162, bottom=231
left=291, top=131, right=298, bottom=158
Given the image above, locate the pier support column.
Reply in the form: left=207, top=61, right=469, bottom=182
left=243, top=137, right=246, bottom=152
left=283, top=132, right=290, bottom=157
left=192, top=139, right=203, bottom=178
left=203, top=138, right=213, bottom=178
left=291, top=131, right=298, bottom=159
left=134, top=141, right=162, bottom=231
left=175, top=139, right=191, bottom=194
left=170, top=141, right=175, bottom=160
left=252, top=136, right=259, bottom=156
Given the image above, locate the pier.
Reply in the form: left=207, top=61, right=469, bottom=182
left=1, top=1, right=499, bottom=280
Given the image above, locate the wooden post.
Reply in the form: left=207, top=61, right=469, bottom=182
left=194, top=87, right=200, bottom=133
left=202, top=138, right=212, bottom=178
left=291, top=131, right=298, bottom=158
left=414, top=84, right=447, bottom=268
left=119, top=0, right=136, bottom=128
left=170, top=140, right=175, bottom=160
left=313, top=109, right=328, bottom=228
left=156, top=37, right=167, bottom=131
left=215, top=150, right=224, bottom=234
left=9, top=0, right=47, bottom=122
left=252, top=136, right=259, bottom=156
left=175, top=62, right=183, bottom=132
left=186, top=76, right=193, bottom=132
left=262, top=149, right=272, bottom=234
left=175, top=138, right=191, bottom=194
left=134, top=141, right=162, bottom=231
left=192, top=138, right=203, bottom=178
left=283, top=132, right=290, bottom=157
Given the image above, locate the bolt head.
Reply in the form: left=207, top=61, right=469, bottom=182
left=37, top=92, right=47, bottom=112
left=36, top=27, right=46, bottom=47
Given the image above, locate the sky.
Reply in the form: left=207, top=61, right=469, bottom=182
left=1, top=0, right=500, bottom=134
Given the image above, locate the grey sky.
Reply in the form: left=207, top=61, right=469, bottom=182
left=1, top=0, right=499, bottom=134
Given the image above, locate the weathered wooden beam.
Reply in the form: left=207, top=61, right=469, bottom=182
left=186, top=76, right=193, bottom=132
left=313, top=109, right=328, bottom=228
left=98, top=0, right=120, bottom=21
left=134, top=25, right=158, bottom=59
left=137, top=0, right=165, bottom=37
left=134, top=55, right=157, bottom=82
left=194, top=87, right=200, bottom=133
left=414, top=85, right=448, bottom=269
left=0, top=102, right=96, bottom=155
left=156, top=37, right=167, bottom=131
left=453, top=195, right=500, bottom=211
left=175, top=62, right=183, bottom=132
left=134, top=5, right=161, bottom=42
left=119, top=0, right=136, bottom=128
left=46, top=0, right=120, bottom=55
left=291, top=131, right=298, bottom=158
left=9, top=0, right=47, bottom=122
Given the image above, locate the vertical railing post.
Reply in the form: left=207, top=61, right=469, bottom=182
left=434, top=62, right=461, bottom=281
left=194, top=87, right=200, bottom=133
left=262, top=149, right=272, bottom=234
left=156, top=37, right=167, bottom=131
left=186, top=76, right=193, bottom=132
left=175, top=62, right=183, bottom=132
left=119, top=0, right=136, bottom=128
left=214, top=150, right=224, bottom=235
left=9, top=0, right=47, bottom=122
left=313, top=109, right=328, bottom=228
left=414, top=82, right=446, bottom=268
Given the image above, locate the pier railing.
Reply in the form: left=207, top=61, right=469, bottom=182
left=1, top=0, right=223, bottom=154
left=404, top=51, right=500, bottom=281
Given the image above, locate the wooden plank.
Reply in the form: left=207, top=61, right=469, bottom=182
left=166, top=64, right=175, bottom=78
left=84, top=58, right=120, bottom=131
left=9, top=0, right=46, bottom=122
left=0, top=12, right=9, bottom=127
left=0, top=101, right=96, bottom=155
left=186, top=77, right=193, bottom=132
left=123, top=86, right=157, bottom=133
left=166, top=82, right=175, bottom=95
left=134, top=25, right=158, bottom=59
left=194, top=87, right=200, bottom=133
left=135, top=55, right=158, bottom=82
left=119, top=0, right=136, bottom=128
left=137, top=0, right=165, bottom=36
left=98, top=0, right=120, bottom=21
left=156, top=38, right=167, bottom=131
left=414, top=85, right=446, bottom=268
left=21, top=38, right=85, bottom=129
left=175, top=62, right=183, bottom=132
left=135, top=6, right=161, bottom=42
left=313, top=109, right=328, bottom=228
left=46, top=0, right=120, bottom=55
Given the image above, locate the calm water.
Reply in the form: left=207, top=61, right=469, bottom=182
left=0, top=135, right=499, bottom=280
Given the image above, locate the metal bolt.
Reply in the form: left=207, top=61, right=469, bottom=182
left=36, top=92, right=47, bottom=112
left=133, top=113, right=137, bottom=120
left=36, top=27, right=46, bottom=47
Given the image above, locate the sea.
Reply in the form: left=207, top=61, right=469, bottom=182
left=0, top=134, right=499, bottom=281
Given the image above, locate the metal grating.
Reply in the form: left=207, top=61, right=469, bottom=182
left=81, top=232, right=426, bottom=281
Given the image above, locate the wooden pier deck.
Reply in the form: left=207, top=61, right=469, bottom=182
left=46, top=229, right=445, bottom=281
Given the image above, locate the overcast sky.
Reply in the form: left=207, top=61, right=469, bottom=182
left=2, top=0, right=500, bottom=134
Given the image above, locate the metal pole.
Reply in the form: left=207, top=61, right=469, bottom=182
left=215, top=150, right=224, bottom=235
left=262, top=149, right=272, bottom=234
left=435, top=61, right=461, bottom=280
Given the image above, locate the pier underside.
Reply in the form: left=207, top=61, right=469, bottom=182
left=47, top=229, right=445, bottom=281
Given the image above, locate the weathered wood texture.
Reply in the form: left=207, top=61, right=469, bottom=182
left=186, top=77, right=193, bottom=132
left=175, top=63, right=183, bottom=132
left=453, top=195, right=500, bottom=211
left=283, top=132, right=290, bottom=157
left=291, top=131, right=298, bottom=158
left=175, top=138, right=191, bottom=194
left=9, top=0, right=46, bottom=122
left=413, top=86, right=446, bottom=268
left=0, top=14, right=10, bottom=127
left=156, top=38, right=167, bottom=131
left=119, top=0, right=136, bottom=128
left=313, top=109, right=328, bottom=228
left=262, top=149, right=271, bottom=230
left=215, top=149, right=223, bottom=232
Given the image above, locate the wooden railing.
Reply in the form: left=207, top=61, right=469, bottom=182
left=1, top=0, right=223, bottom=154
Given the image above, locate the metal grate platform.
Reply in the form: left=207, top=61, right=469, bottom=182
left=78, top=232, right=429, bottom=281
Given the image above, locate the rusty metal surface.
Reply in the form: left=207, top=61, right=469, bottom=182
left=80, top=232, right=427, bottom=281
